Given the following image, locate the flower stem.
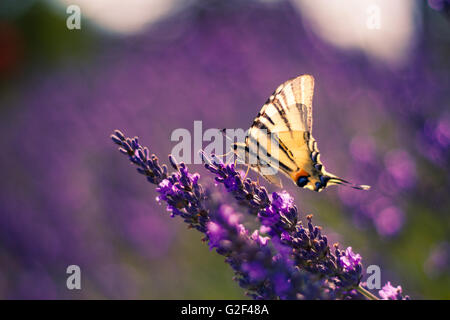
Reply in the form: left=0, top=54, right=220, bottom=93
left=357, top=285, right=379, bottom=300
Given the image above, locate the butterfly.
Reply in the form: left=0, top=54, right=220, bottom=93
left=231, top=74, right=370, bottom=192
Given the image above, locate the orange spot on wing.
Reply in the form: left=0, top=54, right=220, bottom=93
left=292, top=168, right=310, bottom=182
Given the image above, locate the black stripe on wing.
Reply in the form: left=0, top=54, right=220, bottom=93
left=249, top=117, right=298, bottom=171
left=245, top=130, right=297, bottom=173
left=258, top=75, right=314, bottom=134
left=272, top=98, right=293, bottom=137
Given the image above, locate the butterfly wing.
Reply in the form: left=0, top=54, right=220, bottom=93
left=232, top=142, right=284, bottom=187
left=245, top=75, right=315, bottom=181
left=255, top=74, right=314, bottom=134
left=255, top=165, right=283, bottom=188
left=240, top=74, right=370, bottom=191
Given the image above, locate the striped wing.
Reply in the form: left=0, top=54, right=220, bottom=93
left=245, top=75, right=315, bottom=183
left=254, top=74, right=314, bottom=134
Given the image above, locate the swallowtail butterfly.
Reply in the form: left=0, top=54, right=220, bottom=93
left=232, top=75, right=370, bottom=192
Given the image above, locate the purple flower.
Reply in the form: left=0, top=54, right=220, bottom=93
left=250, top=230, right=269, bottom=247
left=206, top=221, right=226, bottom=250
left=272, top=273, right=291, bottom=297
left=339, top=247, right=362, bottom=272
left=208, top=203, right=332, bottom=299
left=379, top=282, right=409, bottom=300
left=112, top=130, right=410, bottom=300
left=202, top=153, right=271, bottom=214
left=271, top=191, right=294, bottom=212
left=203, top=154, right=364, bottom=292
left=257, top=192, right=298, bottom=236
left=242, top=262, right=267, bottom=282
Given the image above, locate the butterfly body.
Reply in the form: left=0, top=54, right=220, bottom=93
left=232, top=74, right=370, bottom=192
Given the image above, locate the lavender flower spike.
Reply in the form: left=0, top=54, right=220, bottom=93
left=339, top=247, right=362, bottom=272
left=200, top=151, right=271, bottom=214
left=202, top=155, right=364, bottom=294
left=378, top=282, right=410, bottom=300
left=112, top=130, right=409, bottom=300
left=208, top=205, right=334, bottom=299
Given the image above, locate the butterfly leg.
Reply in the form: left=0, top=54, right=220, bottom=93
left=243, top=164, right=251, bottom=180
left=210, top=149, right=234, bottom=159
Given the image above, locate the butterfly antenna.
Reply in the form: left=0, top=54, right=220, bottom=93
left=328, top=177, right=371, bottom=191
left=243, top=164, right=251, bottom=180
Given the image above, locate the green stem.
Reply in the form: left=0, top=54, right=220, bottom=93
left=356, top=285, right=379, bottom=300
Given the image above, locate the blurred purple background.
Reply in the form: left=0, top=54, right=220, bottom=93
left=0, top=0, right=449, bottom=299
